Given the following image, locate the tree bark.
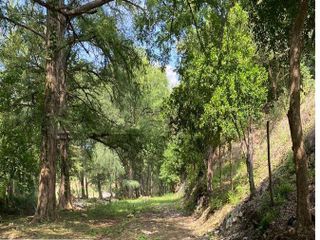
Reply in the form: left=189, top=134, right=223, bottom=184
left=268, top=59, right=278, bottom=100
left=266, top=121, right=274, bottom=206
left=229, top=142, right=233, bottom=191
left=56, top=13, right=72, bottom=209
left=219, top=145, right=222, bottom=189
left=58, top=137, right=73, bottom=209
left=206, top=146, right=217, bottom=194
left=80, top=171, right=86, bottom=199
left=6, top=177, right=14, bottom=204
left=128, top=161, right=134, bottom=198
left=97, top=177, right=103, bottom=199
left=245, top=119, right=256, bottom=197
left=85, top=177, right=89, bottom=199
left=287, top=0, right=311, bottom=235
left=33, top=0, right=65, bottom=221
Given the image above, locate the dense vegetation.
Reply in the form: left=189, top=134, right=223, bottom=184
left=0, top=0, right=315, bottom=239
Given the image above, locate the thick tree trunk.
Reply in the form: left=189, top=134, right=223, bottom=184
left=56, top=14, right=71, bottom=209
left=287, top=0, right=311, bottom=235
left=245, top=120, right=256, bottom=197
left=58, top=137, right=73, bottom=210
left=33, top=2, right=65, bottom=221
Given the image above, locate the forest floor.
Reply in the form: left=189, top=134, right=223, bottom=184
left=0, top=194, right=208, bottom=240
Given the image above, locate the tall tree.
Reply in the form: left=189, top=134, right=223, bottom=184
left=248, top=0, right=314, bottom=234
left=1, top=0, right=143, bottom=220
left=287, top=0, right=311, bottom=235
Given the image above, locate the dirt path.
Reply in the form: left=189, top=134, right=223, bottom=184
left=0, top=197, right=208, bottom=240
left=108, top=206, right=203, bottom=240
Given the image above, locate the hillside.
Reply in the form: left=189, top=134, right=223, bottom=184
left=190, top=91, right=315, bottom=239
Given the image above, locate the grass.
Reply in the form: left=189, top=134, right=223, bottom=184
left=84, top=193, right=182, bottom=219
left=0, top=193, right=182, bottom=239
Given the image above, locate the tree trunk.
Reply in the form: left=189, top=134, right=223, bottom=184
left=128, top=161, right=134, bottom=198
left=268, top=59, right=278, bottom=100
left=266, top=121, right=274, bottom=206
left=33, top=1, right=65, bottom=221
left=85, top=177, right=89, bottom=199
left=245, top=119, right=256, bottom=197
left=6, top=177, right=14, bottom=204
left=287, top=0, right=311, bottom=235
left=146, top=165, right=151, bottom=196
left=206, top=146, right=217, bottom=194
left=219, top=145, right=222, bottom=189
left=56, top=14, right=71, bottom=210
left=97, top=177, right=103, bottom=200
left=58, top=137, right=73, bottom=210
left=229, top=142, right=233, bottom=191
left=80, top=171, right=86, bottom=199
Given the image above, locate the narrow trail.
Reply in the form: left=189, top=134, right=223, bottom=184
left=110, top=207, right=202, bottom=240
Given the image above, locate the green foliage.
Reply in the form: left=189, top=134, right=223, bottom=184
left=227, top=184, right=248, bottom=205
left=160, top=138, right=184, bottom=185
left=87, top=193, right=180, bottom=219
left=274, top=182, right=294, bottom=205
left=258, top=209, right=277, bottom=231
left=210, top=198, right=224, bottom=210
left=122, top=180, right=140, bottom=190
left=301, top=61, right=315, bottom=94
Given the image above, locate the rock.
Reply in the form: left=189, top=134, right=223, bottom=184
left=242, top=237, right=248, bottom=240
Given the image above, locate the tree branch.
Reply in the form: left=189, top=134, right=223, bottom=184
left=0, top=14, right=45, bottom=39
left=64, top=0, right=114, bottom=17
left=122, top=0, right=145, bottom=12
left=32, top=0, right=62, bottom=13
